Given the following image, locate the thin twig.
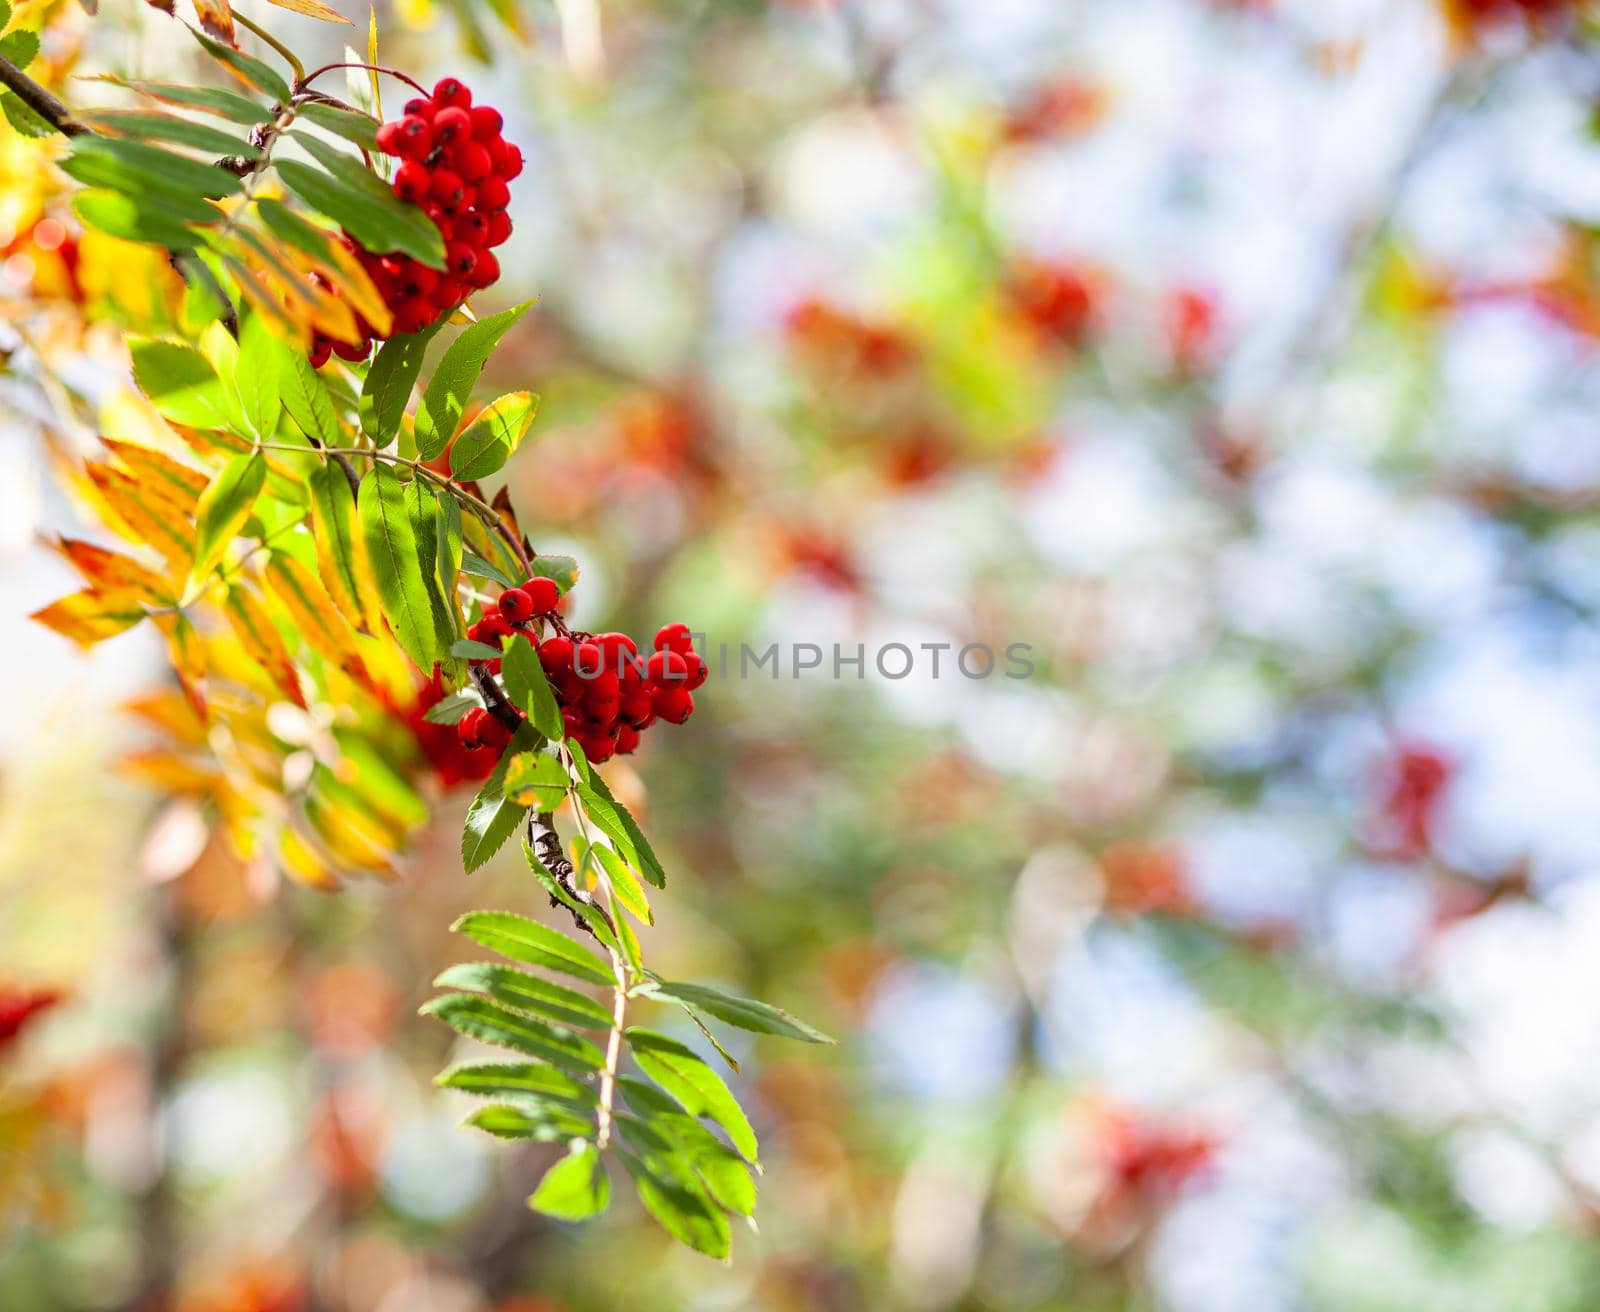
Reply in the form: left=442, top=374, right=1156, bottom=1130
left=298, top=61, right=427, bottom=96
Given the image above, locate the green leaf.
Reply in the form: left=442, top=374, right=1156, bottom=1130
left=436, top=1060, right=598, bottom=1107
left=191, top=453, right=266, bottom=583
left=358, top=464, right=440, bottom=673
left=523, top=843, right=624, bottom=958
left=530, top=1142, right=611, bottom=1221
left=403, top=478, right=461, bottom=666
left=588, top=840, right=652, bottom=926
left=460, top=725, right=538, bottom=872
left=447, top=391, right=539, bottom=481
left=620, top=1151, right=731, bottom=1261
left=295, top=100, right=380, bottom=150
left=415, top=301, right=534, bottom=459
left=130, top=339, right=233, bottom=429
left=435, top=961, right=614, bottom=1031
left=461, top=549, right=519, bottom=590
left=423, top=690, right=481, bottom=725
left=504, top=751, right=569, bottom=810
left=0, top=2, right=14, bottom=34
left=502, top=633, right=563, bottom=740
left=191, top=26, right=292, bottom=102
left=1, top=92, right=53, bottom=138
left=307, top=461, right=364, bottom=622
left=0, top=30, right=38, bottom=69
left=638, top=980, right=833, bottom=1044
left=360, top=323, right=439, bottom=443
left=451, top=638, right=502, bottom=661
left=437, top=493, right=464, bottom=641
left=617, top=1104, right=756, bottom=1217
left=233, top=312, right=284, bottom=441
left=73, top=190, right=198, bottom=248
left=422, top=993, right=604, bottom=1073
left=464, top=1103, right=595, bottom=1141
left=92, top=76, right=273, bottom=125
left=581, top=768, right=669, bottom=888
left=528, top=553, right=579, bottom=594
left=281, top=133, right=445, bottom=267
left=276, top=345, right=338, bottom=443
left=627, top=1029, right=757, bottom=1164
left=77, top=109, right=259, bottom=158
left=453, top=910, right=613, bottom=988
left=60, top=136, right=241, bottom=203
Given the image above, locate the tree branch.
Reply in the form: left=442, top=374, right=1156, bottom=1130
left=0, top=53, right=83, bottom=136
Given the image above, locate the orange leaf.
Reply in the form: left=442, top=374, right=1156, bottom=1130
left=52, top=538, right=177, bottom=603
left=85, top=463, right=194, bottom=570
left=152, top=611, right=208, bottom=720
left=192, top=0, right=236, bottom=45
left=263, top=554, right=372, bottom=688
left=222, top=584, right=306, bottom=708
left=120, top=749, right=219, bottom=794
left=122, top=688, right=208, bottom=747
left=100, top=438, right=209, bottom=513
left=264, top=0, right=352, bottom=22
left=30, top=589, right=151, bottom=646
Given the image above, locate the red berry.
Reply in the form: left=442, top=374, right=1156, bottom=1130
left=480, top=714, right=512, bottom=752
left=394, top=161, right=430, bottom=202
left=431, top=278, right=466, bottom=309
left=470, top=105, right=503, bottom=139
left=376, top=121, right=405, bottom=155
left=467, top=250, right=499, bottom=289
left=458, top=706, right=491, bottom=747
left=647, top=649, right=689, bottom=684
left=458, top=142, right=493, bottom=181
left=654, top=622, right=693, bottom=655
left=486, top=212, right=513, bottom=247
left=403, top=97, right=434, bottom=119
left=396, top=297, right=435, bottom=334
left=308, top=338, right=331, bottom=368
left=401, top=265, right=440, bottom=297
left=473, top=612, right=513, bottom=643
left=573, top=641, right=604, bottom=679
left=433, top=77, right=471, bottom=109
left=561, top=709, right=585, bottom=740
left=455, top=211, right=489, bottom=244
left=583, top=670, right=621, bottom=704
left=446, top=242, right=478, bottom=277
left=683, top=650, right=708, bottom=690
left=398, top=117, right=434, bottom=157
left=477, top=176, right=511, bottom=210
left=581, top=732, right=616, bottom=763
left=619, top=693, right=654, bottom=727
left=654, top=687, right=694, bottom=724
left=615, top=724, right=641, bottom=754
left=431, top=171, right=466, bottom=208
left=523, top=576, right=560, bottom=613
left=539, top=635, right=574, bottom=670
left=333, top=337, right=371, bottom=362
left=498, top=587, right=536, bottom=623
left=433, top=106, right=473, bottom=143
left=500, top=144, right=524, bottom=180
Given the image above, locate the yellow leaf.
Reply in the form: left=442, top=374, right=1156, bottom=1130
left=52, top=538, right=176, bottom=602
left=263, top=553, right=372, bottom=687
left=305, top=789, right=397, bottom=875
left=152, top=610, right=208, bottom=720
left=84, top=463, right=194, bottom=569
left=100, top=438, right=209, bottom=513
left=221, top=583, right=305, bottom=707
left=193, top=0, right=237, bottom=47
left=29, top=588, right=150, bottom=646
left=278, top=825, right=341, bottom=890
left=265, top=0, right=352, bottom=22
left=122, top=688, right=208, bottom=747
left=119, top=749, right=219, bottom=794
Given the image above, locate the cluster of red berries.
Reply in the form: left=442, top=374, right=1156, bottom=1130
left=308, top=77, right=522, bottom=368
left=454, top=579, right=706, bottom=764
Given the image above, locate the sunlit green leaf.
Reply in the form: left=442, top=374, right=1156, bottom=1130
left=529, top=1141, right=611, bottom=1221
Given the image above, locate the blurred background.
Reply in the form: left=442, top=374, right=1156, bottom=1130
left=7, top=0, right=1600, bottom=1307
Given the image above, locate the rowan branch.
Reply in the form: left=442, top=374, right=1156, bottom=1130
left=0, top=53, right=83, bottom=136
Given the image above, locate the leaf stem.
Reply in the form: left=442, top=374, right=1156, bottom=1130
left=233, top=12, right=306, bottom=85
